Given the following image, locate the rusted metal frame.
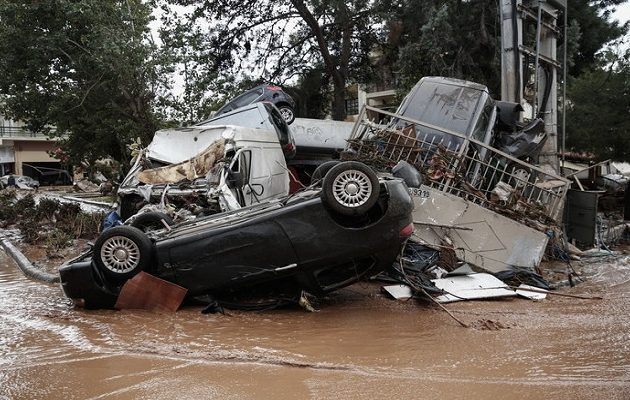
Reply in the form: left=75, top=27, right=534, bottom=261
left=361, top=105, right=566, bottom=183
left=518, top=45, right=562, bottom=69
left=517, top=3, right=560, bottom=35
left=573, top=175, right=585, bottom=191
left=564, top=159, right=612, bottom=178
left=355, top=106, right=570, bottom=218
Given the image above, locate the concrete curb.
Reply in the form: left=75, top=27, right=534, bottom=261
left=0, top=237, right=60, bottom=283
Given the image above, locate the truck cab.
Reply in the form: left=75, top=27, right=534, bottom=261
left=394, top=76, right=497, bottom=152
left=117, top=125, right=289, bottom=220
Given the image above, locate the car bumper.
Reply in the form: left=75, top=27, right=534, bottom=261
left=59, top=260, right=119, bottom=309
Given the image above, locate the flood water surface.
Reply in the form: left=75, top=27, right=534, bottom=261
left=1, top=250, right=629, bottom=399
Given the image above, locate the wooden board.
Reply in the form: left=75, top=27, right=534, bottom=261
left=115, top=272, right=187, bottom=312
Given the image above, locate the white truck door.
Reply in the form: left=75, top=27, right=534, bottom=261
left=226, top=146, right=289, bottom=207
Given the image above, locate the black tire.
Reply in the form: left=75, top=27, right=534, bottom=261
left=131, top=211, right=174, bottom=233
left=311, top=160, right=341, bottom=185
left=321, top=161, right=380, bottom=216
left=278, top=105, right=295, bottom=125
left=93, top=226, right=152, bottom=280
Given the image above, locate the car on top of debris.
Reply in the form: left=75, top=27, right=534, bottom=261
left=393, top=76, right=547, bottom=165
left=213, top=84, right=297, bottom=125
left=59, top=162, right=415, bottom=309
left=196, top=101, right=296, bottom=159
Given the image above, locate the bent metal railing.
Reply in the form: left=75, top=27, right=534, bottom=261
left=346, top=105, right=570, bottom=225
left=0, top=125, right=55, bottom=138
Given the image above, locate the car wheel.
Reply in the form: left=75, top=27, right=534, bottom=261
left=311, top=161, right=341, bottom=185
left=278, top=105, right=295, bottom=125
left=508, top=163, right=532, bottom=189
left=321, top=162, right=379, bottom=216
left=131, top=211, right=174, bottom=233
left=94, top=226, right=152, bottom=280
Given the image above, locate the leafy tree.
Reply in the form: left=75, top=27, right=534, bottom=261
left=0, top=1, right=167, bottom=167
left=381, top=0, right=628, bottom=95
left=377, top=0, right=501, bottom=94
left=159, top=0, right=380, bottom=121
left=565, top=48, right=630, bottom=160
left=567, top=0, right=629, bottom=75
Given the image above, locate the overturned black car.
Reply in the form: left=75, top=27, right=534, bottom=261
left=59, top=162, right=414, bottom=309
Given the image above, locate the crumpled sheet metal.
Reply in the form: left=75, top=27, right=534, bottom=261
left=411, top=185, right=549, bottom=273
left=147, top=125, right=234, bottom=164
left=137, top=140, right=225, bottom=184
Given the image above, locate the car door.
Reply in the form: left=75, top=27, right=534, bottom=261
left=166, top=217, right=299, bottom=295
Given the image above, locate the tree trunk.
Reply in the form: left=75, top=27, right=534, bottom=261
left=331, top=71, right=346, bottom=121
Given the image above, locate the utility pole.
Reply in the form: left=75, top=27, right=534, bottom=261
left=499, top=0, right=567, bottom=172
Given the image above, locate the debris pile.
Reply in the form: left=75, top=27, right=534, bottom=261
left=0, top=189, right=103, bottom=256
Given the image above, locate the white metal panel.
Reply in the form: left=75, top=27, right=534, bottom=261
left=290, top=118, right=354, bottom=152
left=147, top=126, right=232, bottom=164
left=411, top=185, right=549, bottom=273
left=515, top=284, right=548, bottom=300
left=432, top=273, right=516, bottom=303
left=147, top=125, right=280, bottom=164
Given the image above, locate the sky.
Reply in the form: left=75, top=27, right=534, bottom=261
left=613, top=2, right=630, bottom=24
left=609, top=4, right=630, bottom=52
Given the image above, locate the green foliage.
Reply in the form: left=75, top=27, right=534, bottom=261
left=16, top=218, right=41, bottom=244
left=14, top=195, right=36, bottom=214
left=382, top=0, right=628, bottom=95
left=566, top=0, right=629, bottom=75
left=565, top=49, right=630, bottom=161
left=0, top=1, right=169, bottom=166
left=159, top=0, right=380, bottom=120
left=379, top=0, right=501, bottom=94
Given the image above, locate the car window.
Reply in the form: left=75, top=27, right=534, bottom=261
left=233, top=89, right=263, bottom=108
left=264, top=103, right=290, bottom=146
left=240, top=150, right=251, bottom=184
left=471, top=97, right=495, bottom=142
left=230, top=150, right=251, bottom=184
left=395, top=80, right=487, bottom=152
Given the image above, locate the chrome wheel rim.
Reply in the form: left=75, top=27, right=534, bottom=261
left=280, top=107, right=293, bottom=122
left=100, top=236, right=140, bottom=274
left=332, top=169, right=373, bottom=208
left=512, top=168, right=530, bottom=188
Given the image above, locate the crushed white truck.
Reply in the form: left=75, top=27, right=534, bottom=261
left=117, top=103, right=356, bottom=221
left=117, top=124, right=290, bottom=220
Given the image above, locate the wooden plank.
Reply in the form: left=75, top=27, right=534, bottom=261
left=115, top=272, right=187, bottom=312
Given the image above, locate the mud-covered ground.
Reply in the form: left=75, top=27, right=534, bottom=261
left=1, top=249, right=629, bottom=400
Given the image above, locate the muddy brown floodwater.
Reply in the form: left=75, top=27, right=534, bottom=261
left=1, top=250, right=630, bottom=400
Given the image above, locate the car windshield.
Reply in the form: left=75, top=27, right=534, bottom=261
left=400, top=81, right=483, bottom=135
left=396, top=80, right=486, bottom=151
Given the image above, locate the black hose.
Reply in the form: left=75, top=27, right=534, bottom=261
left=537, top=64, right=554, bottom=118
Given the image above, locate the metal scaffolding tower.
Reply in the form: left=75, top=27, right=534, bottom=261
left=499, top=0, right=567, bottom=171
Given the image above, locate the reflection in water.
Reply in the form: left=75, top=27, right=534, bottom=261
left=1, top=251, right=630, bottom=399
